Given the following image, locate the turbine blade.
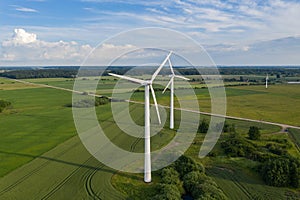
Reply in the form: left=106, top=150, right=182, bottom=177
left=162, top=77, right=173, bottom=94
left=151, top=51, right=172, bottom=83
left=168, top=58, right=175, bottom=75
left=108, top=73, right=146, bottom=84
left=174, top=75, right=190, bottom=80
left=150, top=85, right=161, bottom=124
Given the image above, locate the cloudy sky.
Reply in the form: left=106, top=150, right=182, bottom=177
left=0, top=0, right=300, bottom=66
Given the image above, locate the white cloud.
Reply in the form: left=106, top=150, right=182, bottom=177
left=0, top=29, right=93, bottom=65
left=15, top=7, right=38, bottom=13
left=0, top=29, right=142, bottom=66
left=10, top=5, right=38, bottom=13
left=2, top=29, right=37, bottom=46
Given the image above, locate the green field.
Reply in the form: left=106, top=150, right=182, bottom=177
left=22, top=77, right=300, bottom=126
left=0, top=77, right=300, bottom=199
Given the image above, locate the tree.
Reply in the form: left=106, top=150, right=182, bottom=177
left=192, top=182, right=227, bottom=200
left=261, top=157, right=300, bottom=187
left=152, top=184, right=181, bottom=200
left=223, top=122, right=235, bottom=133
left=160, top=168, right=180, bottom=185
left=174, top=156, right=205, bottom=178
left=248, top=126, right=260, bottom=140
left=198, top=119, right=209, bottom=133
left=183, top=171, right=208, bottom=193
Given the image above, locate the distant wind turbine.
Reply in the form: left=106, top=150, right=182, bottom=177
left=266, top=74, right=269, bottom=89
left=162, top=58, right=189, bottom=129
left=108, top=51, right=172, bottom=183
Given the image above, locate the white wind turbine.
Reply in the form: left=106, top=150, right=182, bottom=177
left=108, top=51, right=172, bottom=183
left=162, top=58, right=189, bottom=129
left=266, top=74, right=269, bottom=89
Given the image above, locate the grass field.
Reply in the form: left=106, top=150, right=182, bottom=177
left=0, top=79, right=176, bottom=199
left=1, top=77, right=300, bottom=199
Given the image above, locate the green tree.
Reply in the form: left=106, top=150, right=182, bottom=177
left=152, top=184, right=181, bottom=200
left=223, top=122, right=235, bottom=133
left=183, top=171, right=208, bottom=193
left=174, top=156, right=205, bottom=178
left=248, top=126, right=260, bottom=140
left=160, top=168, right=180, bottom=186
left=261, top=157, right=300, bottom=187
left=198, top=119, right=209, bottom=133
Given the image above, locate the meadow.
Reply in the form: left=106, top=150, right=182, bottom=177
left=24, top=77, right=300, bottom=126
left=0, top=76, right=300, bottom=199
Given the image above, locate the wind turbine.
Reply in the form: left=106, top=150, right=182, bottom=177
left=108, top=51, right=172, bottom=183
left=266, top=74, right=269, bottom=89
left=162, top=58, right=189, bottom=129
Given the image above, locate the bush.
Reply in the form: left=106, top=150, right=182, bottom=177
left=192, top=182, right=227, bottom=200
left=183, top=171, right=227, bottom=200
left=198, top=119, right=209, bottom=133
left=223, top=122, right=235, bottom=133
left=266, top=143, right=287, bottom=156
left=221, top=133, right=256, bottom=158
left=152, top=184, right=181, bottom=200
left=174, top=156, right=205, bottom=178
left=0, top=99, right=11, bottom=112
left=183, top=171, right=209, bottom=193
left=261, top=157, right=300, bottom=187
left=248, top=126, right=260, bottom=140
left=95, top=96, right=110, bottom=106
left=68, top=96, right=110, bottom=108
left=160, top=168, right=181, bottom=186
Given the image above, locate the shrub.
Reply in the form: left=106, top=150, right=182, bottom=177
left=192, top=183, right=227, bottom=200
left=183, top=171, right=208, bottom=193
left=261, top=157, right=300, bottom=187
left=152, top=184, right=181, bottom=200
left=221, top=133, right=256, bottom=157
left=0, top=99, right=11, bottom=112
left=160, top=168, right=181, bottom=186
left=174, top=156, right=205, bottom=178
left=198, top=119, right=209, bottom=133
left=248, top=126, right=260, bottom=140
left=223, top=122, right=236, bottom=133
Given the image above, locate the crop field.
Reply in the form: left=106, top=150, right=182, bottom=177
left=206, top=165, right=300, bottom=200
left=23, top=77, right=300, bottom=126
left=0, top=77, right=300, bottom=199
left=0, top=79, right=175, bottom=199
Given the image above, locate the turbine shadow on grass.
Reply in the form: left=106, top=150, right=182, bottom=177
left=0, top=150, right=141, bottom=181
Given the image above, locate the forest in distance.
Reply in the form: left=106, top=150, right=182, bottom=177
left=1, top=66, right=300, bottom=80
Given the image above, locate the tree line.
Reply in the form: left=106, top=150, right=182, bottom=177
left=198, top=119, right=300, bottom=188
left=152, top=155, right=227, bottom=200
left=1, top=67, right=299, bottom=79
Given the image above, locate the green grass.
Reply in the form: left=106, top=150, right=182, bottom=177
left=289, top=129, right=300, bottom=150
left=22, top=77, right=300, bottom=127
left=1, top=77, right=300, bottom=199
left=0, top=87, right=76, bottom=177
left=206, top=165, right=300, bottom=200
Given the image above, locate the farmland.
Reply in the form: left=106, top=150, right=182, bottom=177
left=0, top=76, right=300, bottom=199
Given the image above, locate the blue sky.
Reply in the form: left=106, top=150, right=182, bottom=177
left=0, top=0, right=300, bottom=66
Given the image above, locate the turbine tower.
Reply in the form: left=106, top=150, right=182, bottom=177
left=266, top=74, right=269, bottom=89
left=162, top=58, right=189, bottom=129
left=108, top=51, right=172, bottom=183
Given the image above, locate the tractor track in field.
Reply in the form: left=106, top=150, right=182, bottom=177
left=41, top=156, right=100, bottom=200
left=130, top=133, right=144, bottom=152
left=84, top=167, right=103, bottom=200
left=230, top=174, right=253, bottom=200
left=208, top=167, right=253, bottom=200
left=0, top=139, right=82, bottom=196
